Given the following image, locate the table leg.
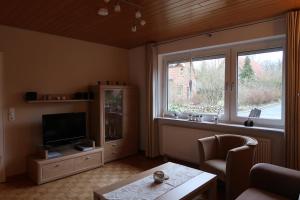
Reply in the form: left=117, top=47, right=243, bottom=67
left=207, top=179, right=217, bottom=200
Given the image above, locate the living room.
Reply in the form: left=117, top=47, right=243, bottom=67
left=0, top=1, right=300, bottom=200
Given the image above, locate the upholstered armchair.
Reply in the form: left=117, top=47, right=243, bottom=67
left=198, top=134, right=258, bottom=200
left=236, top=163, right=300, bottom=200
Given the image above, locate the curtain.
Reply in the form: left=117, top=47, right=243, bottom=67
left=145, top=43, right=160, bottom=157
left=286, top=10, right=300, bottom=170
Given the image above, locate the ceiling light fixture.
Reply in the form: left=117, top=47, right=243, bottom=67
left=140, top=19, right=146, bottom=26
left=114, top=3, right=121, bottom=12
left=97, top=8, right=109, bottom=16
left=131, top=25, right=137, bottom=32
left=97, top=0, right=146, bottom=32
left=135, top=10, right=142, bottom=19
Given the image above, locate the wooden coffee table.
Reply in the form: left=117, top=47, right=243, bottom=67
left=94, top=162, right=217, bottom=200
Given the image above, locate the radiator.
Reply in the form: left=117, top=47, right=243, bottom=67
left=253, top=137, right=272, bottom=164
left=160, top=125, right=277, bottom=165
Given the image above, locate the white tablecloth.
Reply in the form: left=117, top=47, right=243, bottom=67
left=103, top=163, right=202, bottom=200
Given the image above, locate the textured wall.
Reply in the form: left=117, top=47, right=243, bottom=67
left=0, top=25, right=129, bottom=176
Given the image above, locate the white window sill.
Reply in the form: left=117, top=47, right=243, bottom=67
left=156, top=117, right=284, bottom=135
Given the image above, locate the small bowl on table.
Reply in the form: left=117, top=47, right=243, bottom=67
left=153, top=171, right=169, bottom=184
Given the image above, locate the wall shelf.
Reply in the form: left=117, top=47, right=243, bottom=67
left=25, top=91, right=94, bottom=104
left=27, top=99, right=93, bottom=103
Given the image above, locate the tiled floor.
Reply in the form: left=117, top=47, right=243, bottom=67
left=0, top=155, right=164, bottom=200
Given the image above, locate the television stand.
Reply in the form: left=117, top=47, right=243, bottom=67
left=28, top=145, right=104, bottom=184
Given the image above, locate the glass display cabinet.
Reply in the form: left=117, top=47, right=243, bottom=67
left=104, top=89, right=123, bottom=141
left=89, top=85, right=138, bottom=163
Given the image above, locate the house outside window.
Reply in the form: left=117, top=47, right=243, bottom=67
left=167, top=57, right=225, bottom=115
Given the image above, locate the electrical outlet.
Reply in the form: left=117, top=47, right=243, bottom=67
left=8, top=108, right=15, bottom=121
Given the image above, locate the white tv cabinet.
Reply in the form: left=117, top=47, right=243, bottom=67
left=28, top=147, right=104, bottom=184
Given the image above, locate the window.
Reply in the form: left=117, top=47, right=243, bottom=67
left=167, top=57, right=226, bottom=114
left=163, top=38, right=285, bottom=127
left=176, top=85, right=183, bottom=96
left=237, top=49, right=283, bottom=120
left=167, top=61, right=190, bottom=112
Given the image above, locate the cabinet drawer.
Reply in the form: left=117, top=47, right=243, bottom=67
left=104, top=139, right=138, bottom=163
left=42, top=159, right=74, bottom=180
left=74, top=153, right=102, bottom=171
left=104, top=141, right=124, bottom=162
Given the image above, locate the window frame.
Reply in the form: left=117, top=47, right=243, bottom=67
left=163, top=48, right=230, bottom=120
left=230, top=40, right=285, bottom=127
left=191, top=48, right=230, bottom=121
left=162, top=52, right=191, bottom=116
left=161, top=38, right=285, bottom=128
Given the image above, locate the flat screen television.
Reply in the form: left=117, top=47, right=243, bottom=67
left=42, top=112, right=86, bottom=146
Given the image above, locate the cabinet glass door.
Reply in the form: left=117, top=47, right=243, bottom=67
left=104, top=89, right=123, bottom=141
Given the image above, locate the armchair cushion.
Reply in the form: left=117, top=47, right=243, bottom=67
left=236, top=188, right=289, bottom=200
left=202, top=159, right=226, bottom=181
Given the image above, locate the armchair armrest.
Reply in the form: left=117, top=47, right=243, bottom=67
left=226, top=145, right=256, bottom=200
left=198, top=136, right=217, bottom=164
left=250, top=163, right=300, bottom=199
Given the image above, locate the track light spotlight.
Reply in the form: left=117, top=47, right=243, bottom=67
left=98, top=8, right=109, bottom=16
left=114, top=4, right=121, bottom=12
left=135, top=10, right=142, bottom=19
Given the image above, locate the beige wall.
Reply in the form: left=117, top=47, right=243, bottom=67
left=0, top=25, right=129, bottom=176
left=129, top=46, right=146, bottom=150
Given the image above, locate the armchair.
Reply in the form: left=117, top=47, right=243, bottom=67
left=198, top=134, right=258, bottom=200
left=236, top=163, right=300, bottom=200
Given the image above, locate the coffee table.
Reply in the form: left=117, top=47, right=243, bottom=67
left=94, top=162, right=217, bottom=200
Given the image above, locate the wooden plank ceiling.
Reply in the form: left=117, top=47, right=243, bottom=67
left=0, top=0, right=299, bottom=49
